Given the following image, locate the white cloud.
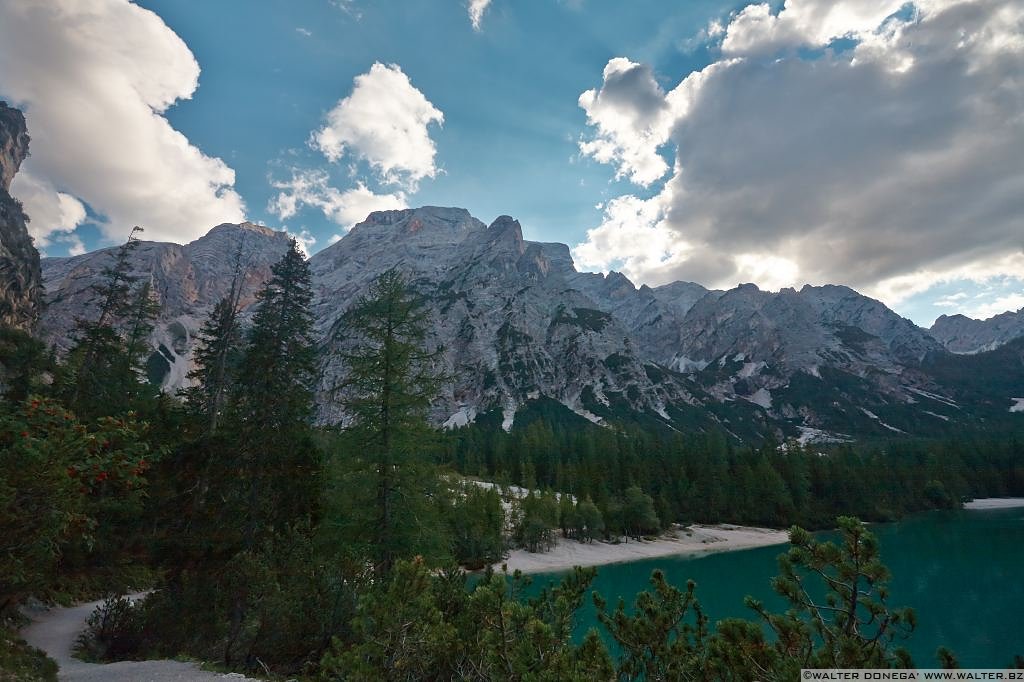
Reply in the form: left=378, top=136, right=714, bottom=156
left=577, top=57, right=729, bottom=187
left=295, top=27, right=312, bottom=37
left=0, top=0, right=245, bottom=246
left=311, top=63, right=444, bottom=190
left=934, top=291, right=969, bottom=307
left=719, top=0, right=910, bottom=57
left=571, top=193, right=693, bottom=284
left=574, top=0, right=1024, bottom=301
left=63, top=233, right=87, bottom=257
left=287, top=228, right=317, bottom=257
left=577, top=59, right=674, bottom=186
left=969, top=293, right=1024, bottom=320
left=10, top=169, right=87, bottom=247
left=269, top=168, right=407, bottom=231
left=468, top=0, right=492, bottom=31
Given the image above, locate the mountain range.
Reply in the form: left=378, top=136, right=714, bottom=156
left=35, top=206, right=1024, bottom=443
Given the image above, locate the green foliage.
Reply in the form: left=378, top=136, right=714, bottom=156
left=444, top=414, right=1022, bottom=531
left=0, top=624, right=57, bottom=682
left=514, top=491, right=560, bottom=553
left=320, top=560, right=612, bottom=681
left=0, top=398, right=156, bottom=612
left=0, top=326, right=51, bottom=403
left=185, top=239, right=248, bottom=435
left=75, top=595, right=143, bottom=662
left=746, top=517, right=917, bottom=671
left=622, top=485, right=661, bottom=539
left=55, top=226, right=161, bottom=419
left=574, top=498, right=605, bottom=543
left=591, top=518, right=921, bottom=680
left=328, top=269, right=447, bottom=577
left=595, top=570, right=709, bottom=680
left=449, top=483, right=505, bottom=569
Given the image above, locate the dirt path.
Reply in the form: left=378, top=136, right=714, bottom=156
left=21, top=596, right=259, bottom=681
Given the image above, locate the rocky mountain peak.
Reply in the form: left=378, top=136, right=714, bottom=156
left=536, top=242, right=575, bottom=274
left=485, top=215, right=524, bottom=246
left=0, top=102, right=29, bottom=193
left=201, top=221, right=282, bottom=240
left=354, top=206, right=483, bottom=242
left=930, top=307, right=1024, bottom=354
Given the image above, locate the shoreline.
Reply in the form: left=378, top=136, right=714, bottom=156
left=963, top=497, right=1024, bottom=510
left=493, top=523, right=790, bottom=575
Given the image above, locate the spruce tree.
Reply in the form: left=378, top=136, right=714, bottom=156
left=221, top=237, right=320, bottom=663
left=231, top=236, right=318, bottom=539
left=59, top=226, right=150, bottom=418
left=186, top=241, right=248, bottom=435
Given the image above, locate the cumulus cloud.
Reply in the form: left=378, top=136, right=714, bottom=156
left=577, top=57, right=725, bottom=187
left=10, top=170, right=87, bottom=247
left=970, top=293, right=1024, bottom=320
left=0, top=0, right=245, bottom=246
left=269, top=168, right=407, bottom=231
left=720, top=0, right=908, bottom=56
left=574, top=0, right=1024, bottom=308
left=572, top=193, right=690, bottom=283
left=468, top=0, right=492, bottom=31
left=311, top=63, right=444, bottom=191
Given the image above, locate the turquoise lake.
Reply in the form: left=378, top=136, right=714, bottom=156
left=525, top=506, right=1024, bottom=667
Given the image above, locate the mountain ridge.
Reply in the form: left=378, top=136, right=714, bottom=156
left=38, top=206, right=1024, bottom=441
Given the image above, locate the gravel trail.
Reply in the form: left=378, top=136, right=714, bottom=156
left=21, top=596, right=259, bottom=681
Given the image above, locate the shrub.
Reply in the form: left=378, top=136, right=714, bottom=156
left=74, top=595, right=143, bottom=662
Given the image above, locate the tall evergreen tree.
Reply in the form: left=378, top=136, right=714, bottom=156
left=328, top=269, right=446, bottom=578
left=186, top=241, right=248, bottom=435
left=58, top=226, right=150, bottom=418
left=231, top=236, right=319, bottom=539
left=219, top=237, right=320, bottom=664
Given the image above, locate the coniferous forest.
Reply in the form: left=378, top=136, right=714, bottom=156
left=2, top=235, right=1024, bottom=680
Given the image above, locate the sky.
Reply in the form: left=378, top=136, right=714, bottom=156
left=0, top=0, right=1021, bottom=327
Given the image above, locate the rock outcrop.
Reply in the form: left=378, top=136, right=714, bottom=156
left=40, top=222, right=291, bottom=390
left=0, top=102, right=43, bottom=329
left=930, top=309, right=1024, bottom=354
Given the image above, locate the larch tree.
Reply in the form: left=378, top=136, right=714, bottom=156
left=328, top=268, right=447, bottom=578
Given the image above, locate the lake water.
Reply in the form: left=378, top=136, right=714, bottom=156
left=526, top=507, right=1024, bottom=667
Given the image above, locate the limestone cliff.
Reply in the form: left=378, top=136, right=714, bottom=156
left=0, top=102, right=43, bottom=329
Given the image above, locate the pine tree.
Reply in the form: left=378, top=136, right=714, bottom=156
left=328, top=268, right=446, bottom=578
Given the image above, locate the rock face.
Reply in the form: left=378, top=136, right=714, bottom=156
left=40, top=223, right=291, bottom=390
left=39, top=206, right=1024, bottom=441
left=309, top=208, right=700, bottom=429
left=0, top=102, right=43, bottom=329
left=930, top=309, right=1024, bottom=354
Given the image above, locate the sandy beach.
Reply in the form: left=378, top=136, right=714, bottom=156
left=494, top=523, right=791, bottom=574
left=963, top=497, right=1024, bottom=510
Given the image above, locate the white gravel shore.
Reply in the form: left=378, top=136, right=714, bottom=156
left=495, top=523, right=791, bottom=574
left=963, top=497, right=1024, bottom=510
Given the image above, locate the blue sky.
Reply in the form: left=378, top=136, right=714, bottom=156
left=0, top=0, right=1021, bottom=327
left=136, top=0, right=727, bottom=246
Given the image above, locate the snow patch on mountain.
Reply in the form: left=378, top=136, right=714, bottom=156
left=744, top=388, right=772, bottom=409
